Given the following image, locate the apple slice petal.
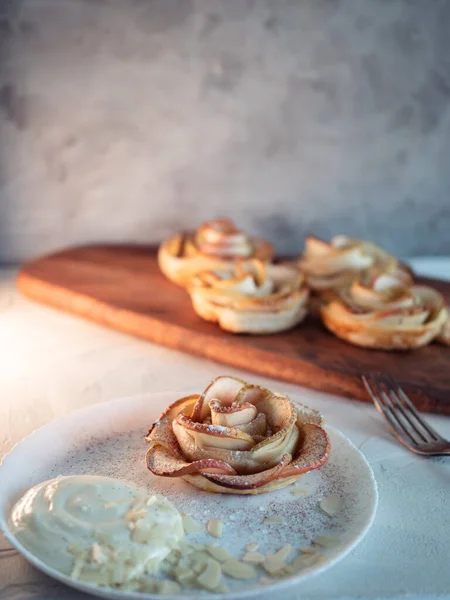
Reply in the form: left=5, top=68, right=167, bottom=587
left=234, top=384, right=266, bottom=406
left=278, top=424, right=330, bottom=479
left=293, top=401, right=324, bottom=427
left=146, top=444, right=237, bottom=477
left=145, top=394, right=199, bottom=457
left=233, top=412, right=267, bottom=437
left=191, top=376, right=247, bottom=421
left=210, top=400, right=258, bottom=427
left=252, top=394, right=296, bottom=450
left=175, top=413, right=256, bottom=450
left=202, top=454, right=292, bottom=490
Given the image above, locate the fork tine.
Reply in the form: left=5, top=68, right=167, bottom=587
left=363, top=375, right=417, bottom=447
left=381, top=377, right=430, bottom=444
left=374, top=376, right=425, bottom=445
left=384, top=375, right=443, bottom=442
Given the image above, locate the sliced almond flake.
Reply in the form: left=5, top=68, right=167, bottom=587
left=320, top=494, right=343, bottom=517
left=260, top=576, right=275, bottom=585
left=242, top=551, right=265, bottom=564
left=191, top=551, right=211, bottom=575
left=181, top=513, right=205, bottom=535
left=125, top=507, right=148, bottom=521
left=137, top=578, right=158, bottom=593
left=272, top=544, right=292, bottom=562
left=245, top=543, right=258, bottom=552
left=290, top=489, right=309, bottom=496
left=207, top=545, right=232, bottom=562
left=112, top=563, right=128, bottom=585
left=315, top=535, right=340, bottom=548
left=123, top=580, right=145, bottom=592
left=159, top=562, right=173, bottom=575
left=292, top=553, right=319, bottom=570
left=79, top=569, right=113, bottom=586
left=70, top=553, right=86, bottom=579
left=263, top=515, right=286, bottom=526
left=174, top=565, right=196, bottom=586
left=272, top=565, right=294, bottom=578
left=315, top=554, right=326, bottom=563
left=262, top=555, right=287, bottom=576
left=300, top=546, right=316, bottom=554
left=104, top=497, right=132, bottom=509
left=157, top=580, right=182, bottom=594
left=164, top=552, right=178, bottom=566
left=222, top=559, right=256, bottom=580
left=174, top=565, right=191, bottom=578
left=197, top=558, right=222, bottom=591
left=90, top=543, right=106, bottom=564
left=214, top=583, right=229, bottom=593
left=207, top=519, right=223, bottom=539
left=177, top=556, right=191, bottom=570
left=193, top=562, right=207, bottom=575
left=188, top=542, right=205, bottom=551
left=177, top=573, right=196, bottom=587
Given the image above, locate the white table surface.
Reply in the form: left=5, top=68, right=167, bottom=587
left=0, top=257, right=449, bottom=600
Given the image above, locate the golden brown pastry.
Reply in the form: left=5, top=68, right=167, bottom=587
left=320, top=272, right=449, bottom=350
left=436, top=307, right=450, bottom=346
left=158, top=218, right=274, bottom=287
left=188, top=259, right=309, bottom=334
left=299, top=235, right=411, bottom=293
left=145, top=376, right=330, bottom=495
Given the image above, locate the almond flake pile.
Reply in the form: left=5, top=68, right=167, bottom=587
left=149, top=514, right=341, bottom=594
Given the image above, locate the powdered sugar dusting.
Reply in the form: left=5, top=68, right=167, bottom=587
left=8, top=394, right=376, bottom=598
left=45, top=427, right=376, bottom=595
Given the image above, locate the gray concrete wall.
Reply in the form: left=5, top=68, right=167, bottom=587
left=1, top=0, right=449, bottom=263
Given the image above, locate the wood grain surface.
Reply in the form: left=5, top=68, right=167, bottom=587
left=17, top=245, right=450, bottom=415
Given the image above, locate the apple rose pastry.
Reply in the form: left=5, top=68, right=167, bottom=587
left=188, top=260, right=309, bottom=334
left=145, top=376, right=330, bottom=495
left=299, top=235, right=411, bottom=293
left=158, top=218, right=274, bottom=287
left=320, top=272, right=449, bottom=350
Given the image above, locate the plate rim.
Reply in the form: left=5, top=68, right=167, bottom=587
left=0, top=391, right=378, bottom=600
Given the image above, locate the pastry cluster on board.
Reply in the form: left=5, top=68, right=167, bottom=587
left=158, top=218, right=450, bottom=351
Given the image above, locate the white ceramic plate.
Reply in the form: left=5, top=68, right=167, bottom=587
left=0, top=391, right=377, bottom=600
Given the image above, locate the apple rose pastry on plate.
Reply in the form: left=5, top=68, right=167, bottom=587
left=320, top=272, right=450, bottom=350
left=188, top=260, right=309, bottom=334
left=145, top=376, right=330, bottom=495
left=299, top=235, right=412, bottom=293
left=158, top=218, right=274, bottom=287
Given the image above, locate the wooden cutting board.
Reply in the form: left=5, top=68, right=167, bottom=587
left=17, top=245, right=450, bottom=415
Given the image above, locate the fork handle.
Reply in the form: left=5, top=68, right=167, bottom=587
left=422, top=447, right=450, bottom=456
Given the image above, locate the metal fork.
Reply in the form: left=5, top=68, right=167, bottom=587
left=362, top=374, right=450, bottom=456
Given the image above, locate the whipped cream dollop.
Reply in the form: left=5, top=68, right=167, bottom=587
left=9, top=475, right=184, bottom=588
